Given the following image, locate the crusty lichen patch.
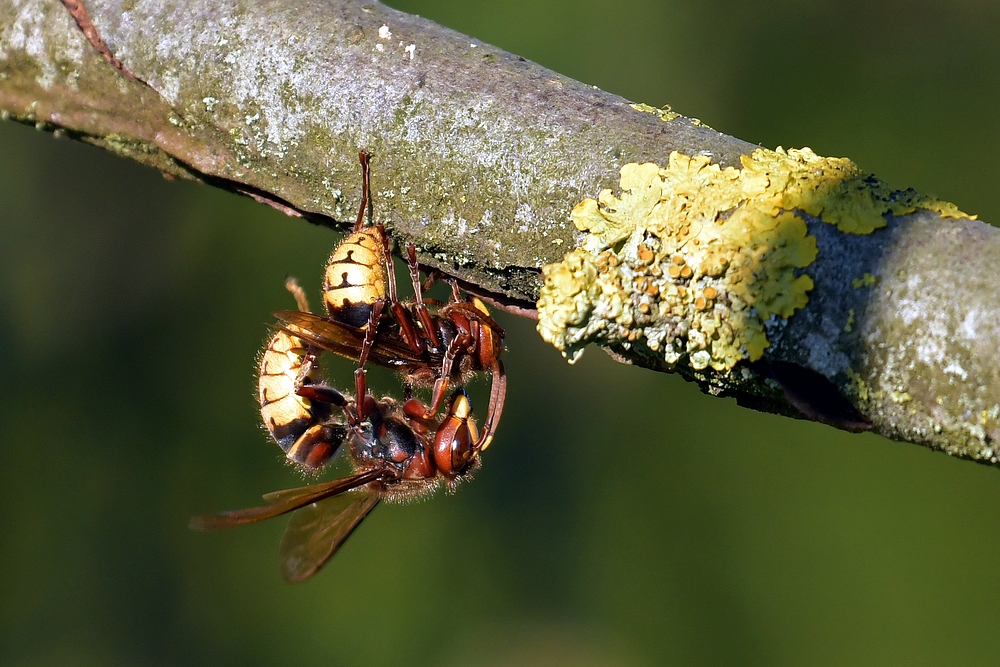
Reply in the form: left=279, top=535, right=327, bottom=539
left=852, top=273, right=877, bottom=289
left=630, top=102, right=680, bottom=123
left=537, top=147, right=974, bottom=373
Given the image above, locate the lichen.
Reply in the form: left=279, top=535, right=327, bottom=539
left=629, top=102, right=712, bottom=128
left=537, top=146, right=975, bottom=373
left=852, top=273, right=877, bottom=289
left=891, top=390, right=913, bottom=404
left=847, top=367, right=870, bottom=403
left=630, top=102, right=680, bottom=123
left=734, top=147, right=975, bottom=235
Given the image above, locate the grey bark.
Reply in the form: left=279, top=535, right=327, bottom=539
left=1, top=0, right=998, bottom=466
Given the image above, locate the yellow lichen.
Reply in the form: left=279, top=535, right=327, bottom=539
left=736, top=147, right=975, bottom=234
left=538, top=146, right=974, bottom=372
left=887, top=188, right=977, bottom=221
left=847, top=367, right=870, bottom=403
left=844, top=308, right=855, bottom=333
left=630, top=102, right=713, bottom=129
left=891, top=390, right=913, bottom=404
left=852, top=273, right=877, bottom=289
left=535, top=249, right=604, bottom=362
left=630, top=102, right=681, bottom=123
left=920, top=199, right=972, bottom=220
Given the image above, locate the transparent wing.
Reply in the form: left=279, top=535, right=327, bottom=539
left=274, top=309, right=429, bottom=368
left=279, top=492, right=381, bottom=583
left=189, top=470, right=382, bottom=531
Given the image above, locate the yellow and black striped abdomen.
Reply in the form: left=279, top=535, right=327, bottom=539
left=323, top=227, right=389, bottom=328
left=258, top=330, right=341, bottom=469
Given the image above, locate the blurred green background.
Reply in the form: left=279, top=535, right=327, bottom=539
left=2, top=0, right=1000, bottom=665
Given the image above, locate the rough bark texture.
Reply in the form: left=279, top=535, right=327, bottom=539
left=2, top=0, right=998, bottom=466
left=0, top=0, right=751, bottom=303
left=759, top=211, right=1000, bottom=461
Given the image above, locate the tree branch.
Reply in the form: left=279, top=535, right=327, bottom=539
left=2, top=0, right=998, bottom=466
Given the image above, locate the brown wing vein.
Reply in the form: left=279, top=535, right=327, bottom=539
left=189, top=470, right=383, bottom=531
left=279, top=493, right=381, bottom=582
